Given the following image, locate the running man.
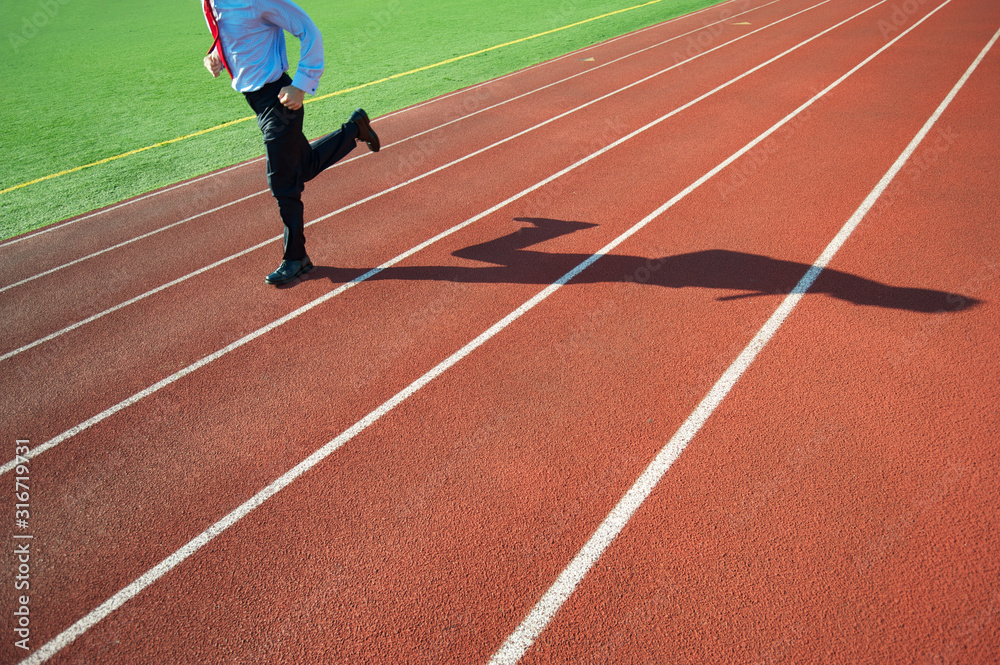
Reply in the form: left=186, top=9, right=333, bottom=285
left=202, top=0, right=381, bottom=285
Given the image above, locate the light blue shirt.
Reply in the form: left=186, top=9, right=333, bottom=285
left=206, top=0, right=324, bottom=95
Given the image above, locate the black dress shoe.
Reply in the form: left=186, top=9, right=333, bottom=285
left=350, top=108, right=380, bottom=152
left=265, top=256, right=313, bottom=285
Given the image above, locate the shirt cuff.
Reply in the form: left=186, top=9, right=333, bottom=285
left=290, top=71, right=320, bottom=96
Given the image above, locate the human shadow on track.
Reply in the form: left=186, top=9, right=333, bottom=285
left=304, top=217, right=981, bottom=313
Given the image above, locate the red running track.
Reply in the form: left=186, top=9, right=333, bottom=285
left=2, top=0, right=999, bottom=662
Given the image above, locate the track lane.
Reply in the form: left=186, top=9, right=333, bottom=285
left=5, top=0, right=984, bottom=660
left=500, top=1, right=1000, bottom=662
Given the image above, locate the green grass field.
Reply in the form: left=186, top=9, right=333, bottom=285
left=0, top=0, right=721, bottom=240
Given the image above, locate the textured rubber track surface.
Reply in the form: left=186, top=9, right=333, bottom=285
left=2, top=0, right=998, bottom=663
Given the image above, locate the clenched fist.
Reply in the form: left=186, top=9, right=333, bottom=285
left=278, top=85, right=306, bottom=110
left=204, top=51, right=224, bottom=78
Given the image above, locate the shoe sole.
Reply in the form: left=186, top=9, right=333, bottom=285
left=365, top=127, right=380, bottom=153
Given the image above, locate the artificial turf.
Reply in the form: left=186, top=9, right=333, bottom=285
left=0, top=0, right=722, bottom=240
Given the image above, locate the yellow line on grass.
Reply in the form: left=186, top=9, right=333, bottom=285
left=0, top=117, right=255, bottom=196
left=2, top=0, right=673, bottom=196
left=308, top=0, right=674, bottom=103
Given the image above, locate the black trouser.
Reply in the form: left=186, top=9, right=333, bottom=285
left=244, top=73, right=359, bottom=261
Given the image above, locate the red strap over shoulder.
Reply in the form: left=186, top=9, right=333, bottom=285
left=202, top=0, right=233, bottom=79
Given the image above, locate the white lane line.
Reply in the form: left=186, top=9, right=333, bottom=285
left=16, top=5, right=917, bottom=663
left=490, top=7, right=995, bottom=665
left=378, top=0, right=748, bottom=121
left=0, top=0, right=779, bottom=294
left=0, top=0, right=799, bottom=361
left=0, top=191, right=267, bottom=296
left=0, top=0, right=745, bottom=252
left=0, top=161, right=258, bottom=250
left=0, top=0, right=859, bottom=477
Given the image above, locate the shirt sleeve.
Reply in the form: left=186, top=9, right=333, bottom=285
left=257, top=0, right=325, bottom=95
